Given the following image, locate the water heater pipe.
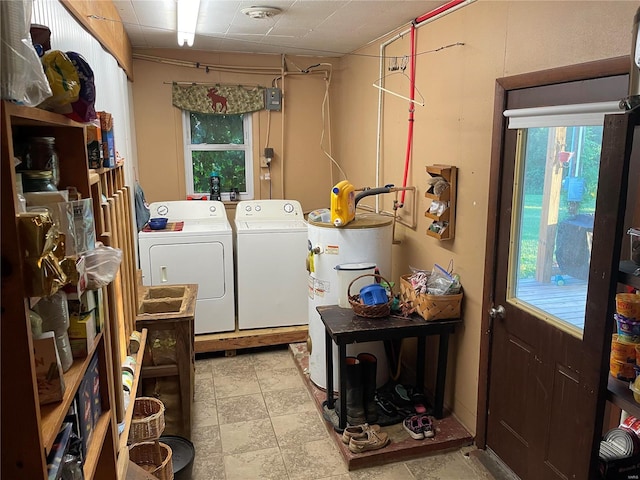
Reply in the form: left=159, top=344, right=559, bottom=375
left=398, top=24, right=416, bottom=208
left=375, top=0, right=475, bottom=212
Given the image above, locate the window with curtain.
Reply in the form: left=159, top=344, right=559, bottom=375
left=174, top=83, right=264, bottom=200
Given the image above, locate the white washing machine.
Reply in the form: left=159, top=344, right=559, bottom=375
left=235, top=200, right=308, bottom=330
left=138, top=201, right=235, bottom=334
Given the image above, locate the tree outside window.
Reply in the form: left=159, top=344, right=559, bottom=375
left=183, top=112, right=253, bottom=199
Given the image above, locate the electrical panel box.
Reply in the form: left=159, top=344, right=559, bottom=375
left=265, top=88, right=282, bottom=111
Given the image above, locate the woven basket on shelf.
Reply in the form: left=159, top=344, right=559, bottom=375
left=128, top=397, right=166, bottom=444
left=347, top=273, right=394, bottom=319
left=129, top=441, right=174, bottom=480
left=399, top=274, right=462, bottom=321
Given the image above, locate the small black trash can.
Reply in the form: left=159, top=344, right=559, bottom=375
left=159, top=435, right=195, bottom=480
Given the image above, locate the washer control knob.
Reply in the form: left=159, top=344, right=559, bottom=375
left=209, top=205, right=217, bottom=213
left=157, top=205, right=169, bottom=216
left=255, top=205, right=262, bottom=212
left=283, top=203, right=294, bottom=213
left=245, top=205, right=252, bottom=212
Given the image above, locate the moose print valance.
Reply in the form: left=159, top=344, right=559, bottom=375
left=172, top=84, right=265, bottom=114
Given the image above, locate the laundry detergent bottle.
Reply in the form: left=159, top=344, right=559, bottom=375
left=330, top=180, right=355, bottom=227
left=209, top=171, right=221, bottom=201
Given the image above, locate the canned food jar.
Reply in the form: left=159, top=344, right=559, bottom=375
left=27, top=137, right=59, bottom=187
left=22, top=170, right=57, bottom=192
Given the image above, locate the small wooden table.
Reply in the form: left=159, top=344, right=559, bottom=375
left=317, top=305, right=462, bottom=429
left=136, top=284, right=197, bottom=440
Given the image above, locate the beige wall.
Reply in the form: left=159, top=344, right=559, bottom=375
left=334, top=0, right=637, bottom=435
left=132, top=49, right=338, bottom=208
left=131, top=0, right=637, bottom=437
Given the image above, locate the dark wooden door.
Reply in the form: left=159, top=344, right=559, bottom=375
left=485, top=74, right=629, bottom=479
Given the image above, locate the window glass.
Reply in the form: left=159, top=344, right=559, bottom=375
left=509, top=125, right=603, bottom=333
left=184, top=112, right=253, bottom=199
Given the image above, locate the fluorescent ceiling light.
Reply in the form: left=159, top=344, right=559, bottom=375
left=177, top=0, right=200, bottom=47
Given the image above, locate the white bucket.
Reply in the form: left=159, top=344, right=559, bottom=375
left=335, top=263, right=377, bottom=308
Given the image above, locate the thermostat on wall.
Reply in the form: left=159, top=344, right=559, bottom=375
left=265, top=88, right=282, bottom=111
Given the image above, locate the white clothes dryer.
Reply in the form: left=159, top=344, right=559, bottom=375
left=235, top=200, right=308, bottom=330
left=138, top=201, right=235, bottom=334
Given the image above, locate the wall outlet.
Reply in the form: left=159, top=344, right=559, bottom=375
left=260, top=156, right=271, bottom=168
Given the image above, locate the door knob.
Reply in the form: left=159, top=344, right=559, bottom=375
left=489, top=305, right=505, bottom=318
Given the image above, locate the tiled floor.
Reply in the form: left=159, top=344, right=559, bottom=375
left=192, top=345, right=500, bottom=480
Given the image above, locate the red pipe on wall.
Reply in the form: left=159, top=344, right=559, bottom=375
left=398, top=0, right=467, bottom=206
left=415, top=0, right=466, bottom=24
left=399, top=23, right=416, bottom=207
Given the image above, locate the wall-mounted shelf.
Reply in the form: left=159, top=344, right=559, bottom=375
left=425, top=165, right=457, bottom=240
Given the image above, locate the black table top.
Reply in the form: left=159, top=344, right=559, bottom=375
left=317, top=304, right=462, bottom=344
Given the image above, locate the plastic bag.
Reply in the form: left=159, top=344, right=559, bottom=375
left=57, top=199, right=96, bottom=256
left=65, top=52, right=97, bottom=123
left=0, top=0, right=52, bottom=106
left=427, top=264, right=454, bottom=295
left=39, top=50, right=80, bottom=113
left=84, top=245, right=122, bottom=290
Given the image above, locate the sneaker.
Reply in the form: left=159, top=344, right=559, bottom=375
left=419, top=415, right=435, bottom=439
left=341, top=424, right=381, bottom=444
left=348, top=429, right=390, bottom=453
left=403, top=415, right=424, bottom=440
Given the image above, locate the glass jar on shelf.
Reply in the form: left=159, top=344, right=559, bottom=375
left=27, top=136, right=59, bottom=187
left=22, top=170, right=57, bottom=192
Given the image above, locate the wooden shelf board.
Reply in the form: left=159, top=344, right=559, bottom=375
left=425, top=209, right=450, bottom=222
left=4, top=101, right=83, bottom=128
left=41, top=332, right=104, bottom=454
left=117, top=329, right=148, bottom=453
left=426, top=227, right=451, bottom=241
left=195, top=325, right=308, bottom=353
left=82, top=410, right=112, bottom=480
left=607, top=376, right=640, bottom=418
left=89, top=172, right=101, bottom=185
left=425, top=189, right=450, bottom=202
left=619, top=260, right=640, bottom=290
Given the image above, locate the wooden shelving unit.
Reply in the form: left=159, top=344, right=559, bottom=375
left=1, top=101, right=140, bottom=480
left=425, top=165, right=457, bottom=240
left=595, top=110, right=640, bottom=477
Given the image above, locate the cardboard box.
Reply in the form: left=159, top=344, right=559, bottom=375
left=97, top=111, right=116, bottom=168
left=33, top=332, right=66, bottom=405
left=68, top=311, right=96, bottom=358
left=95, top=289, right=104, bottom=333
left=86, top=121, right=103, bottom=169
left=67, top=290, right=97, bottom=316
left=87, top=355, right=102, bottom=426
left=76, top=373, right=93, bottom=458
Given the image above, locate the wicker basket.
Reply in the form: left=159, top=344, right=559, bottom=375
left=128, top=397, right=166, bottom=444
left=399, top=274, right=462, bottom=321
left=347, top=274, right=394, bottom=318
left=129, top=441, right=174, bottom=480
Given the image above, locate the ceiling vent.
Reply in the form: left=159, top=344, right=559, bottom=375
left=241, top=6, right=282, bottom=19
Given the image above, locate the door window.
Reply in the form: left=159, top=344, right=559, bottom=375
left=508, top=125, right=603, bottom=334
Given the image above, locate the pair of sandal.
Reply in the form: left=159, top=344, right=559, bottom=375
left=342, top=423, right=390, bottom=453
left=403, top=414, right=435, bottom=440
left=395, top=384, right=427, bottom=414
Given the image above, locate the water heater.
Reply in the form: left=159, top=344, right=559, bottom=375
left=307, top=213, right=393, bottom=390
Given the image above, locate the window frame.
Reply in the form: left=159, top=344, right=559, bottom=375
left=182, top=111, right=254, bottom=200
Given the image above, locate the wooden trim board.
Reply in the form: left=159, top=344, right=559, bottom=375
left=195, top=326, right=309, bottom=354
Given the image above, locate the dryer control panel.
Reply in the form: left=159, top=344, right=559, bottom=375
left=149, top=200, right=227, bottom=220
left=235, top=199, right=303, bottom=220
